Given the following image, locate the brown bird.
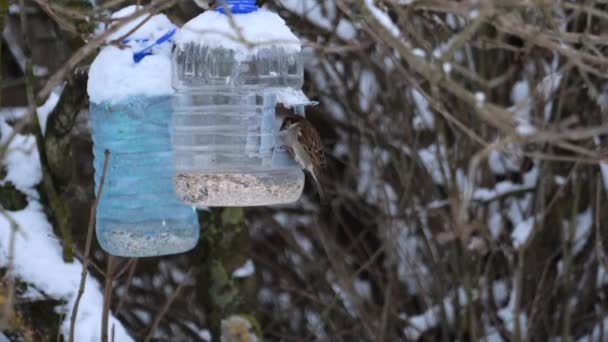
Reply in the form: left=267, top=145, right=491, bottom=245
left=280, top=113, right=327, bottom=201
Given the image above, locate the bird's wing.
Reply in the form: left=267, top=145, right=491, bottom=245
left=298, top=121, right=326, bottom=169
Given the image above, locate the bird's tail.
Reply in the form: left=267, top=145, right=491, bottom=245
left=310, top=170, right=326, bottom=204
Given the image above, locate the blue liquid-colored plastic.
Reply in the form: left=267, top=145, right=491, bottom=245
left=215, top=0, right=258, bottom=14
left=91, top=96, right=199, bottom=257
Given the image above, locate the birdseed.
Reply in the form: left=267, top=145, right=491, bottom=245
left=173, top=171, right=304, bottom=207
left=98, top=222, right=198, bottom=257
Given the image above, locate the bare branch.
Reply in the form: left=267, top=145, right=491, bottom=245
left=69, top=149, right=110, bottom=342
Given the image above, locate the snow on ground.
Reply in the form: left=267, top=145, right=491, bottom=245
left=233, top=259, right=256, bottom=278
left=487, top=202, right=503, bottom=239
left=487, top=70, right=562, bottom=174
left=305, top=309, right=329, bottom=340
left=394, top=226, right=430, bottom=295
left=358, top=68, right=378, bottom=112
left=509, top=70, right=562, bottom=134
left=577, top=317, right=608, bottom=342
left=0, top=110, right=132, bottom=340
left=488, top=147, right=521, bottom=175
left=403, top=280, right=511, bottom=340
left=363, top=0, right=400, bottom=37
left=0, top=85, right=63, bottom=136
left=511, top=217, right=535, bottom=248
left=411, top=89, right=435, bottom=131
left=567, top=207, right=592, bottom=256
left=403, top=288, right=465, bottom=340
left=416, top=143, right=451, bottom=186
left=278, top=0, right=356, bottom=40
left=37, top=85, right=63, bottom=134
left=598, top=264, right=608, bottom=288
left=279, top=0, right=333, bottom=30
left=498, top=280, right=528, bottom=339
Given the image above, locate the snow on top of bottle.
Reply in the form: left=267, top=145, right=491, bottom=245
left=87, top=6, right=174, bottom=104
left=175, top=9, right=301, bottom=60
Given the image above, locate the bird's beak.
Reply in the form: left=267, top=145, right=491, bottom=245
left=276, top=104, right=292, bottom=118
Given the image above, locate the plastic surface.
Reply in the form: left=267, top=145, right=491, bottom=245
left=171, top=32, right=306, bottom=207
left=215, top=0, right=258, bottom=14
left=123, top=27, right=177, bottom=63
left=91, top=96, right=199, bottom=256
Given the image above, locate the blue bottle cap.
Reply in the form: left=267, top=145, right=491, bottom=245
left=215, top=0, right=258, bottom=14
left=122, top=26, right=177, bottom=63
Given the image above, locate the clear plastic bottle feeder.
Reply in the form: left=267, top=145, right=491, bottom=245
left=171, top=0, right=309, bottom=207
left=87, top=7, right=199, bottom=257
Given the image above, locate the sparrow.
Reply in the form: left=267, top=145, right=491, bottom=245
left=280, top=113, right=327, bottom=201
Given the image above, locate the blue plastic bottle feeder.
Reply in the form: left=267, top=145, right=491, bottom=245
left=215, top=0, right=258, bottom=14
left=88, top=12, right=199, bottom=257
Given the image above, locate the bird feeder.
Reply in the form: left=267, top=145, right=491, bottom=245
left=171, top=0, right=311, bottom=207
left=88, top=6, right=199, bottom=257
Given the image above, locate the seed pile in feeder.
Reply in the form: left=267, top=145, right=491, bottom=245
left=102, top=222, right=198, bottom=257
left=173, top=172, right=304, bottom=207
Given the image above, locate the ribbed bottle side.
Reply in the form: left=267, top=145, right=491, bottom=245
left=172, top=44, right=303, bottom=89
left=91, top=97, right=196, bottom=215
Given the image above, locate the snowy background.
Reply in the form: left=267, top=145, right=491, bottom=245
left=2, top=0, right=608, bottom=341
